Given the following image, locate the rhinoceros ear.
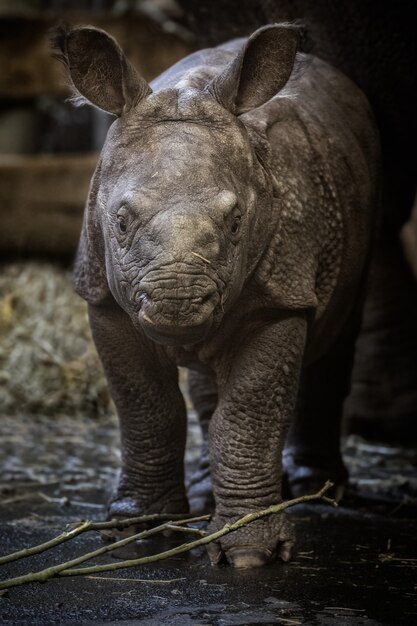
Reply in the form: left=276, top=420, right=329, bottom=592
left=207, top=24, right=298, bottom=115
left=73, top=164, right=111, bottom=305
left=51, top=24, right=152, bottom=116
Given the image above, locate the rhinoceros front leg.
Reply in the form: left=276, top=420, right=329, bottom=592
left=208, top=313, right=307, bottom=568
left=88, top=303, right=188, bottom=518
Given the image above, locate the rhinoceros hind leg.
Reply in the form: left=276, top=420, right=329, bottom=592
left=187, top=367, right=218, bottom=513
left=283, top=327, right=358, bottom=500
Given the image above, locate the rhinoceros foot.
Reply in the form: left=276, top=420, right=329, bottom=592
left=103, top=490, right=189, bottom=539
left=206, top=511, right=295, bottom=568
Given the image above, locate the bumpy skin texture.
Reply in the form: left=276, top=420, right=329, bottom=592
left=206, top=313, right=306, bottom=566
left=88, top=302, right=189, bottom=518
left=54, top=24, right=380, bottom=567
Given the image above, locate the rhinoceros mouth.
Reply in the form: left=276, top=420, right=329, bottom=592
left=139, top=309, right=213, bottom=346
left=134, top=265, right=222, bottom=345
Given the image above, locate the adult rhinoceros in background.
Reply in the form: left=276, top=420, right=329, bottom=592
left=52, top=23, right=380, bottom=568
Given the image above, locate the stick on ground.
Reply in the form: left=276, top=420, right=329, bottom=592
left=0, top=481, right=336, bottom=590
left=0, top=513, right=210, bottom=565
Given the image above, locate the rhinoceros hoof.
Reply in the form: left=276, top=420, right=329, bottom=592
left=104, top=491, right=189, bottom=538
left=206, top=511, right=295, bottom=568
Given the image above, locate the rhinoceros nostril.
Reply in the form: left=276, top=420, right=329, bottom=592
left=200, top=291, right=213, bottom=305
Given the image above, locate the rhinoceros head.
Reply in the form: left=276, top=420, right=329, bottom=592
left=53, top=23, right=298, bottom=345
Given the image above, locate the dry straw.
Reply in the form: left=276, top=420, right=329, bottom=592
left=0, top=262, right=111, bottom=417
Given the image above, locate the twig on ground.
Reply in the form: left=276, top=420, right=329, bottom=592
left=86, top=576, right=187, bottom=583
left=0, top=481, right=336, bottom=590
left=61, top=481, right=336, bottom=578
left=0, top=520, right=93, bottom=566
left=163, top=524, right=206, bottom=536
left=0, top=514, right=211, bottom=590
left=0, top=513, right=210, bottom=566
left=0, top=494, right=38, bottom=506
left=38, top=492, right=104, bottom=509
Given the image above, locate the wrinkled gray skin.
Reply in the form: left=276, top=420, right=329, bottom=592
left=54, top=24, right=380, bottom=568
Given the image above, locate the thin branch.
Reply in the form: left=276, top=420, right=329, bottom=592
left=0, top=521, right=93, bottom=566
left=0, top=513, right=210, bottom=566
left=0, top=515, right=209, bottom=590
left=0, top=481, right=335, bottom=589
left=322, top=495, right=338, bottom=507
left=62, top=482, right=335, bottom=577
left=86, top=575, right=187, bottom=583
left=38, top=492, right=103, bottom=509
left=93, top=512, right=210, bottom=530
left=163, top=524, right=206, bottom=536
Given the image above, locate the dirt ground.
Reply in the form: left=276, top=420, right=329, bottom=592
left=0, top=413, right=416, bottom=626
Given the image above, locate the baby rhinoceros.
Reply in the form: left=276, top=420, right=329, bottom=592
left=53, top=24, right=380, bottom=568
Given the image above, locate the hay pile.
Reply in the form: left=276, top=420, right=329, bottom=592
left=0, top=262, right=112, bottom=418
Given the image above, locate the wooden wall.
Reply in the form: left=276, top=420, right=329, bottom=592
left=0, top=9, right=191, bottom=258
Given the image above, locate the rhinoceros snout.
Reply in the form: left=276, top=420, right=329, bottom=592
left=134, top=266, right=221, bottom=345
left=139, top=307, right=213, bottom=346
left=137, top=288, right=218, bottom=347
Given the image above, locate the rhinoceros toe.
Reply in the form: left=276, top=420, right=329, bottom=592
left=206, top=510, right=295, bottom=568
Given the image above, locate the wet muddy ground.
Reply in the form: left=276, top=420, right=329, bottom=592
left=0, top=413, right=416, bottom=626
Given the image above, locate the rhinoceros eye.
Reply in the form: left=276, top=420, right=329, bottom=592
left=117, top=216, right=127, bottom=233
left=231, top=215, right=241, bottom=235
left=116, top=206, right=130, bottom=235
left=229, top=205, right=242, bottom=239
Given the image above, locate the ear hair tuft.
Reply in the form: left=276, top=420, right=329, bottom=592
left=49, top=22, right=93, bottom=108
left=49, top=21, right=72, bottom=67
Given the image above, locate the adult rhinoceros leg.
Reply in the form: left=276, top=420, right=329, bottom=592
left=88, top=302, right=189, bottom=519
left=207, top=313, right=307, bottom=568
